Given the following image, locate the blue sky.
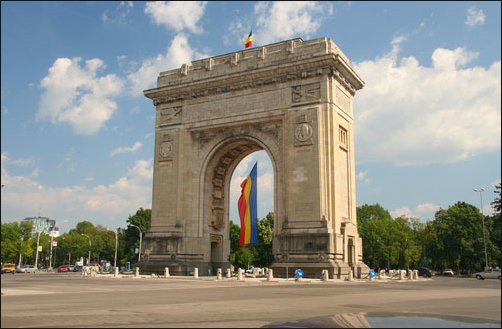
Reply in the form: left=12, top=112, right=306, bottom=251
left=1, top=1, right=500, bottom=232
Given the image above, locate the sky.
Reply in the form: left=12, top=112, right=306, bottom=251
left=1, top=1, right=500, bottom=233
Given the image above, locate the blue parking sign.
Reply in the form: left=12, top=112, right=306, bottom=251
left=369, top=269, right=376, bottom=278
left=295, top=269, right=304, bottom=278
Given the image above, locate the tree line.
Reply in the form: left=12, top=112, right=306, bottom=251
left=2, top=184, right=500, bottom=274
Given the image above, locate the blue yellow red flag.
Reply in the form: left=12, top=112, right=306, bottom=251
left=238, top=162, right=258, bottom=246
left=244, top=30, right=253, bottom=48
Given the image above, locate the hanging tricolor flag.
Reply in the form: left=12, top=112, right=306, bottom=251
left=244, top=30, right=253, bottom=48
left=238, top=162, right=258, bottom=247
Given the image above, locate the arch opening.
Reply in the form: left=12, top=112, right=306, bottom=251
left=202, top=138, right=276, bottom=273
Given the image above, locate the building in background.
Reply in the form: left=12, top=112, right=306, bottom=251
left=22, top=216, right=59, bottom=238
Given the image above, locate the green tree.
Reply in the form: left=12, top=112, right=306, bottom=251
left=1, top=221, right=34, bottom=266
left=123, top=208, right=152, bottom=265
left=431, top=202, right=491, bottom=273
left=489, top=183, right=501, bottom=267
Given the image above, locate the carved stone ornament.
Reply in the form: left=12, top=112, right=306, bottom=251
left=292, top=82, right=321, bottom=104
left=294, top=123, right=313, bottom=142
left=158, top=106, right=182, bottom=127
left=159, top=142, right=173, bottom=159
left=294, top=113, right=314, bottom=146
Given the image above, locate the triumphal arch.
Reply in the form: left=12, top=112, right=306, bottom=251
left=141, top=37, right=369, bottom=278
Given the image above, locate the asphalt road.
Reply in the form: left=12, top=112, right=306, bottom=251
left=1, top=273, right=500, bottom=328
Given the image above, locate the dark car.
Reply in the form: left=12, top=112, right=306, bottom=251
left=418, top=267, right=434, bottom=278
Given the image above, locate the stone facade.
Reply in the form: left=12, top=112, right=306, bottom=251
left=141, top=37, right=369, bottom=278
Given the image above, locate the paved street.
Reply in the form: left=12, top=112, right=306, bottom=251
left=1, top=273, right=500, bottom=328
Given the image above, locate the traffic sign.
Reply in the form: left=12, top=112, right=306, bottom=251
left=295, top=269, right=304, bottom=279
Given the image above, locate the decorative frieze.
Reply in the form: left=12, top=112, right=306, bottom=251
left=152, top=68, right=324, bottom=106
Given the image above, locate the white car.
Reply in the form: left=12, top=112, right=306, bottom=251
left=473, top=268, right=501, bottom=280
left=443, top=268, right=454, bottom=276
left=15, top=265, right=37, bottom=273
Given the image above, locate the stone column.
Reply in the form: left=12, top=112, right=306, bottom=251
left=164, top=267, right=170, bottom=278
left=134, top=267, right=139, bottom=277
left=193, top=268, right=199, bottom=278
left=226, top=268, right=231, bottom=278
left=321, top=269, right=329, bottom=281
left=114, top=267, right=119, bottom=277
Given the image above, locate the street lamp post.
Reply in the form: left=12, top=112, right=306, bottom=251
left=48, top=226, right=55, bottom=271
left=108, top=228, right=118, bottom=270
left=129, top=224, right=142, bottom=262
left=473, top=188, right=489, bottom=271
left=81, top=234, right=91, bottom=266
left=34, top=231, right=42, bottom=269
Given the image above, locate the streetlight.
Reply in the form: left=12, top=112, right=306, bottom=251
left=81, top=234, right=91, bottom=266
left=129, top=224, right=142, bottom=262
left=107, top=228, right=118, bottom=270
left=473, top=188, right=489, bottom=271
left=48, top=225, right=55, bottom=271
left=34, top=231, right=42, bottom=269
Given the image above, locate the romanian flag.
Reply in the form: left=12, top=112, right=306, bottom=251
left=244, top=31, right=252, bottom=48
left=238, top=162, right=258, bottom=247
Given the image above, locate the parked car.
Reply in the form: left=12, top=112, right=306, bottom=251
left=1, top=262, right=16, bottom=274
left=57, top=265, right=71, bottom=272
left=443, top=268, right=454, bottom=276
left=67, top=265, right=76, bottom=272
left=16, top=265, right=37, bottom=273
left=473, top=268, right=501, bottom=280
left=418, top=267, right=435, bottom=278
left=73, top=265, right=83, bottom=272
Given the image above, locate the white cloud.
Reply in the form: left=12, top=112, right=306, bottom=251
left=1, top=152, right=34, bottom=167
left=356, top=171, right=371, bottom=184
left=102, top=1, right=133, bottom=25
left=127, top=33, right=208, bottom=95
left=415, top=203, right=441, bottom=215
left=144, top=1, right=207, bottom=34
left=254, top=1, right=324, bottom=45
left=37, top=57, right=123, bottom=135
left=111, top=142, right=142, bottom=156
left=465, top=7, right=486, bottom=27
left=1, top=159, right=153, bottom=230
left=390, top=206, right=413, bottom=218
left=354, top=44, right=501, bottom=166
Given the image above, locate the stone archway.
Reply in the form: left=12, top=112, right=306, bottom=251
left=140, top=37, right=369, bottom=278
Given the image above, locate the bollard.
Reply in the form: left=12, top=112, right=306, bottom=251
left=226, top=268, right=231, bottom=278
left=134, top=266, right=139, bottom=277
left=193, top=268, right=199, bottom=278
left=408, top=270, right=413, bottom=280
left=321, top=269, right=328, bottom=281
left=237, top=268, right=243, bottom=281
left=399, top=270, right=405, bottom=280
left=164, top=267, right=170, bottom=278
left=414, top=270, right=418, bottom=280
left=348, top=269, right=353, bottom=281
left=267, top=269, right=274, bottom=281
left=217, top=268, right=222, bottom=280
left=114, top=267, right=119, bottom=277
left=378, top=270, right=382, bottom=280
